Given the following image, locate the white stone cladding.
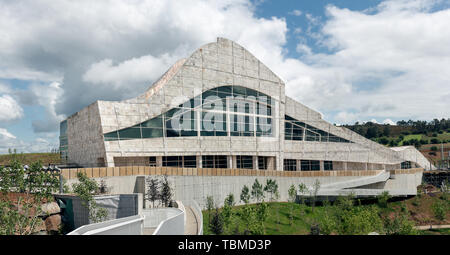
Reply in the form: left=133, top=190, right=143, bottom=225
left=62, top=37, right=433, bottom=170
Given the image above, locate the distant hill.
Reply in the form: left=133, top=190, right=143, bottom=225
left=342, top=118, right=450, bottom=147
left=0, top=153, right=61, bottom=166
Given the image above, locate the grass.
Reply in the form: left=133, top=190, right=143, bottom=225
left=419, top=228, right=450, bottom=235
left=202, top=191, right=450, bottom=235
left=0, top=153, right=61, bottom=166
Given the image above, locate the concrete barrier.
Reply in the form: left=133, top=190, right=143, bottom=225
left=67, top=215, right=144, bottom=235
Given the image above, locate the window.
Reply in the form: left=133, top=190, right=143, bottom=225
left=183, top=156, right=197, bottom=168
left=401, top=161, right=411, bottom=169
left=258, top=156, right=268, bottom=170
left=236, top=155, right=253, bottom=169
left=103, top=86, right=274, bottom=141
left=202, top=155, right=228, bottom=168
left=324, top=161, right=333, bottom=171
left=284, top=159, right=297, bottom=171
left=149, top=157, right=157, bottom=167
left=300, top=160, right=320, bottom=171
left=284, top=115, right=351, bottom=143
left=162, top=156, right=182, bottom=167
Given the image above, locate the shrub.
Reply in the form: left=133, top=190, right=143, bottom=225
left=377, top=191, right=391, bottom=208
left=430, top=146, right=438, bottom=151
left=432, top=200, right=447, bottom=222
left=209, top=208, right=224, bottom=235
left=72, top=172, right=108, bottom=223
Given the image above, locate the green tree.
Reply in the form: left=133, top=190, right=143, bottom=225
left=264, top=179, right=279, bottom=202
left=298, top=183, right=308, bottom=205
left=159, top=175, right=173, bottom=207
left=206, top=195, right=215, bottom=225
left=251, top=179, right=264, bottom=203
left=221, top=194, right=235, bottom=234
left=209, top=208, right=224, bottom=235
left=0, top=154, right=59, bottom=235
left=240, top=185, right=250, bottom=204
left=432, top=200, right=447, bottom=222
left=72, top=172, right=108, bottom=223
left=287, top=184, right=297, bottom=225
left=310, top=180, right=321, bottom=213
left=377, top=191, right=391, bottom=208
left=146, top=177, right=160, bottom=208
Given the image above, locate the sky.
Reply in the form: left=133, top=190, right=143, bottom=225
left=0, top=0, right=449, bottom=154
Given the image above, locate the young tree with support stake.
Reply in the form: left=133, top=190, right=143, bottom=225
left=0, top=152, right=60, bottom=235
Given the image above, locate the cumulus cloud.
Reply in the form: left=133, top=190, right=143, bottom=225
left=0, top=128, right=58, bottom=154
left=0, top=95, right=24, bottom=122
left=0, top=0, right=448, bottom=138
left=383, top=119, right=396, bottom=125
left=276, top=0, right=450, bottom=124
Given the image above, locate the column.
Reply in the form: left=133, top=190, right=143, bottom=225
left=253, top=156, right=259, bottom=170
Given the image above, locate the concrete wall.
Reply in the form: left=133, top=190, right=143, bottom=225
left=142, top=208, right=185, bottom=235
left=68, top=215, right=144, bottom=235
left=55, top=194, right=140, bottom=229
left=63, top=168, right=422, bottom=209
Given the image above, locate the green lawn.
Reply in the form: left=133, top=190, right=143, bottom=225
left=419, top=228, right=450, bottom=235
left=202, top=192, right=449, bottom=235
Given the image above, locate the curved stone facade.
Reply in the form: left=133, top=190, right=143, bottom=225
left=61, top=37, right=434, bottom=172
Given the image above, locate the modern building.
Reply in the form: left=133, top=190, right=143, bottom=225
left=60, top=37, right=433, bottom=173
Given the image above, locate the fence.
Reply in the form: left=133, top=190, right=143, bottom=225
left=60, top=166, right=421, bottom=180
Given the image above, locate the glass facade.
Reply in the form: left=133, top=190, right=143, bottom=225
left=284, top=115, right=352, bottom=143
left=104, top=86, right=274, bottom=141
left=59, top=120, right=68, bottom=162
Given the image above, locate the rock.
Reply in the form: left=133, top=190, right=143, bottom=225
left=41, top=202, right=60, bottom=215
left=34, top=219, right=47, bottom=233
left=45, top=214, right=61, bottom=232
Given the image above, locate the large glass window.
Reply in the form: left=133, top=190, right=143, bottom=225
left=162, top=156, right=182, bottom=167
left=103, top=86, right=274, bottom=141
left=236, top=155, right=253, bottom=169
left=300, top=160, right=320, bottom=171
left=202, top=155, right=227, bottom=168
left=284, top=115, right=351, bottom=143
left=324, top=161, right=333, bottom=171
left=284, top=159, right=297, bottom=171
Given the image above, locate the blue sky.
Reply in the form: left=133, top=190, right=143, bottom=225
left=0, top=0, right=449, bottom=153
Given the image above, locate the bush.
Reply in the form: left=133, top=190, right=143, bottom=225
left=432, top=200, right=447, bottom=222
left=430, top=138, right=440, bottom=144
left=209, top=208, right=224, bottom=235
left=377, top=191, right=391, bottom=208
left=431, top=146, right=438, bottom=151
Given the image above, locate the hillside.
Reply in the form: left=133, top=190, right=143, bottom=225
left=0, top=153, right=61, bottom=166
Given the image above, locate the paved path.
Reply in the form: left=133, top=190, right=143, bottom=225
left=414, top=224, right=450, bottom=230
left=143, top=227, right=156, bottom=235
left=184, top=206, right=198, bottom=235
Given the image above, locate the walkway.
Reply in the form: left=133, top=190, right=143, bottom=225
left=414, top=224, right=450, bottom=230
left=184, top=206, right=198, bottom=235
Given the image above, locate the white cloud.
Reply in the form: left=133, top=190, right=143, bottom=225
left=276, top=0, right=450, bottom=124
left=0, top=128, right=58, bottom=154
left=289, top=10, right=302, bottom=16
left=0, top=0, right=448, bottom=138
left=0, top=128, right=16, bottom=139
left=383, top=119, right=396, bottom=125
left=0, top=95, right=24, bottom=122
